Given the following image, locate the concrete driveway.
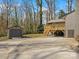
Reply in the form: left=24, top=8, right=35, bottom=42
left=0, top=37, right=78, bottom=59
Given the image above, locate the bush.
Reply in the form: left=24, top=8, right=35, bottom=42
left=37, top=24, right=44, bottom=33
left=0, top=33, right=7, bottom=37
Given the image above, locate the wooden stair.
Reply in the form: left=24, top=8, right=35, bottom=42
left=44, top=26, right=51, bottom=36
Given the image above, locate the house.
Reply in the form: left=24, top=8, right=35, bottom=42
left=44, top=0, right=79, bottom=38
left=65, top=0, right=79, bottom=38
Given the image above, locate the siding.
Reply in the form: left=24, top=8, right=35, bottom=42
left=65, top=12, right=76, bottom=37
left=65, top=0, right=79, bottom=38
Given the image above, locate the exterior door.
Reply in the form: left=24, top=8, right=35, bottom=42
left=68, top=30, right=74, bottom=38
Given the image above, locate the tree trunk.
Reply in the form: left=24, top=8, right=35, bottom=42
left=39, top=0, right=42, bottom=25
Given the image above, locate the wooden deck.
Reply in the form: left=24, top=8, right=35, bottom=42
left=44, top=22, right=65, bottom=36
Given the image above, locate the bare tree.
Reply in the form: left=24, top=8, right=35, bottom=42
left=67, top=0, right=73, bottom=13
left=36, top=0, right=42, bottom=25
left=22, top=0, right=34, bottom=33
left=2, top=0, right=10, bottom=28
left=45, top=0, right=56, bottom=20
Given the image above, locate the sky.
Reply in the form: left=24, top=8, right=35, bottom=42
left=0, top=0, right=75, bottom=13
left=32, top=0, right=75, bottom=13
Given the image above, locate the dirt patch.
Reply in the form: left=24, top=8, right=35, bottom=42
left=65, top=38, right=79, bottom=48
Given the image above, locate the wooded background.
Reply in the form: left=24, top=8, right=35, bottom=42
left=0, top=0, right=74, bottom=37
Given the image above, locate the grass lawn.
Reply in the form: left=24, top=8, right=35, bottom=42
left=23, top=34, right=47, bottom=38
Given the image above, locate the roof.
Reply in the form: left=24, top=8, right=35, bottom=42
left=66, top=10, right=75, bottom=16
left=47, top=19, right=65, bottom=24
left=47, top=10, right=75, bottom=24
left=8, top=26, right=23, bottom=29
